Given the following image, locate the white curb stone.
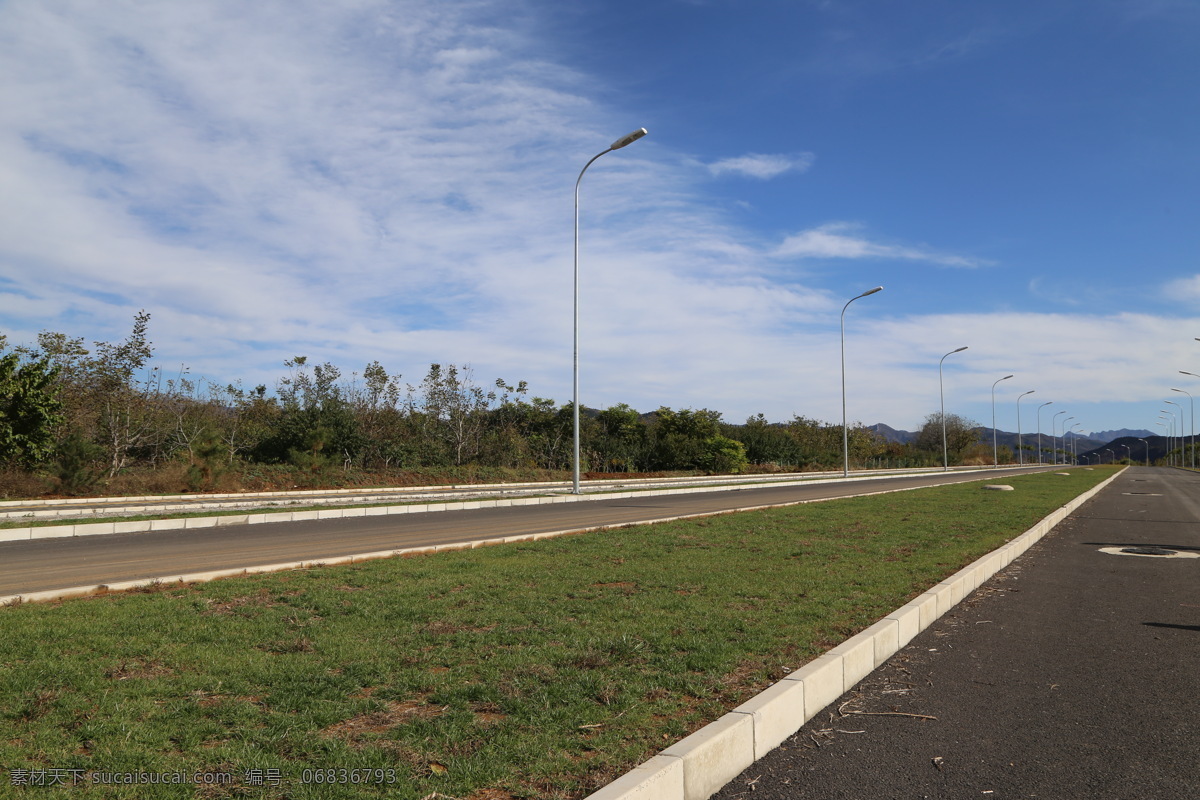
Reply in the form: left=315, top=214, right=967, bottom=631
left=584, top=756, right=684, bottom=800
left=732, top=677, right=806, bottom=760
left=794, top=652, right=844, bottom=720
left=659, top=712, right=755, bottom=800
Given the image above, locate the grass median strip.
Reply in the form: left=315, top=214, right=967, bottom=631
left=0, top=468, right=1113, bottom=799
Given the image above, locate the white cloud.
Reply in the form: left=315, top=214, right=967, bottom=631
left=774, top=222, right=985, bottom=267
left=706, top=152, right=814, bottom=179
left=0, top=0, right=1186, bottom=440
left=1163, top=274, right=1200, bottom=303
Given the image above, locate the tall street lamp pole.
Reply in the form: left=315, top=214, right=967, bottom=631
left=841, top=287, right=883, bottom=477
left=572, top=128, right=648, bottom=494
left=991, top=374, right=1013, bottom=467
left=1059, top=415, right=1075, bottom=465
left=1178, top=370, right=1200, bottom=465
left=1159, top=413, right=1176, bottom=466
left=1036, top=401, right=1053, bottom=465
left=939, top=346, right=968, bottom=471
left=1052, top=410, right=1067, bottom=465
left=1016, top=390, right=1035, bottom=465
left=1171, top=386, right=1194, bottom=469
left=1166, top=400, right=1183, bottom=468
left=1138, top=438, right=1148, bottom=466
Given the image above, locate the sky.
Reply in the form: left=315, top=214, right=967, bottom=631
left=2, top=0, right=1199, bottom=438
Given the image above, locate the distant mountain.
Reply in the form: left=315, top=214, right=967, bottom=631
left=869, top=423, right=918, bottom=444
left=873, top=422, right=1142, bottom=453
left=1088, top=429, right=1154, bottom=443
left=1078, top=435, right=1172, bottom=464
left=868, top=424, right=1106, bottom=461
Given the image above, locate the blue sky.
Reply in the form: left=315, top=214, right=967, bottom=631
left=2, top=0, right=1199, bottom=438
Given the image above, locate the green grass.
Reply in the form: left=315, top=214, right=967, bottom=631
left=0, top=468, right=1115, bottom=799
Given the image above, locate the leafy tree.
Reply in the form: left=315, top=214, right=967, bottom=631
left=914, top=412, right=982, bottom=464
left=53, top=432, right=103, bottom=495
left=255, top=357, right=363, bottom=466
left=75, top=310, right=165, bottom=476
left=0, top=350, right=64, bottom=466
left=649, top=407, right=725, bottom=471
left=347, top=362, right=411, bottom=470
left=697, top=434, right=749, bottom=474
left=481, top=393, right=570, bottom=470
left=185, top=428, right=229, bottom=490
left=406, top=364, right=512, bottom=466
left=591, top=403, right=649, bottom=472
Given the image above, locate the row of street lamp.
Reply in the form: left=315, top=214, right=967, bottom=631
left=571, top=129, right=1131, bottom=487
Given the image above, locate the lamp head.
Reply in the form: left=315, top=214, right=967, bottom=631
left=610, top=128, right=648, bottom=150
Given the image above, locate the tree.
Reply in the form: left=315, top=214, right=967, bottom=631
left=0, top=351, right=64, bottom=466
left=406, top=364, right=513, bottom=466
left=914, top=412, right=982, bottom=464
left=255, top=357, right=362, bottom=467
left=697, top=434, right=748, bottom=474
left=649, top=407, right=726, bottom=471
left=85, top=310, right=164, bottom=476
left=591, top=403, right=649, bottom=472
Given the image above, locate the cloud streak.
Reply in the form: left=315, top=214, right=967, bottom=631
left=774, top=222, right=986, bottom=267
left=706, top=152, right=815, bottom=179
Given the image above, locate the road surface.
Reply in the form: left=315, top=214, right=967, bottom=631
left=0, top=467, right=1051, bottom=597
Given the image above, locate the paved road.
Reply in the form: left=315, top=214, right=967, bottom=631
left=1, top=471, right=889, bottom=522
left=713, top=466, right=1200, bottom=800
left=0, top=467, right=1049, bottom=597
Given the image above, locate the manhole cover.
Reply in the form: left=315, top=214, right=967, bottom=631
left=1099, top=546, right=1200, bottom=559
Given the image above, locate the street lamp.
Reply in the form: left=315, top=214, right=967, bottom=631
left=1121, top=444, right=1132, bottom=463
left=1105, top=448, right=1115, bottom=464
left=1052, top=410, right=1067, bottom=465
left=1058, top=415, right=1075, bottom=465
left=1179, top=368, right=1200, bottom=465
left=1171, top=386, right=1194, bottom=469
left=1166, top=400, right=1183, bottom=467
left=939, top=347, right=968, bottom=471
left=1036, top=401, right=1053, bottom=464
left=841, top=287, right=883, bottom=477
left=991, top=374, right=1013, bottom=467
left=572, top=127, right=648, bottom=494
left=1016, top=390, right=1035, bottom=465
left=1158, top=414, right=1175, bottom=466
left=1138, top=438, right=1149, bottom=466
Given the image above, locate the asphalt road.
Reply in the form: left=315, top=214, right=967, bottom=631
left=713, top=466, right=1200, bottom=800
left=0, top=467, right=1050, bottom=597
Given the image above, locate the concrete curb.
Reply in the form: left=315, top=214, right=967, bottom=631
left=582, top=468, right=1125, bottom=800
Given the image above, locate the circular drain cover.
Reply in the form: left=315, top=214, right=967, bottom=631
left=1100, top=546, right=1199, bottom=559
left=1120, top=546, right=1177, bottom=556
